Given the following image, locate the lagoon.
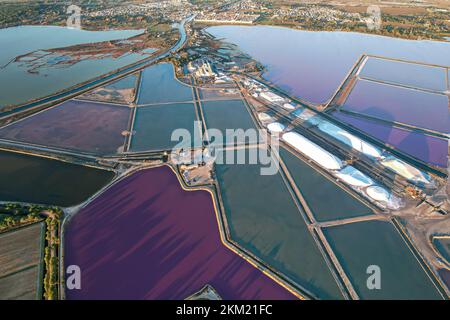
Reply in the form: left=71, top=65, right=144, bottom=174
left=0, top=25, right=144, bottom=66
left=0, top=26, right=146, bottom=108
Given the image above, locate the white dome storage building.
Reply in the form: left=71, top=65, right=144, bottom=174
left=258, top=112, right=273, bottom=122
left=267, top=122, right=286, bottom=133
left=317, top=121, right=383, bottom=159
left=365, top=185, right=403, bottom=210
left=335, top=166, right=374, bottom=188
left=282, top=132, right=343, bottom=170
left=282, top=103, right=296, bottom=110
left=381, top=156, right=431, bottom=185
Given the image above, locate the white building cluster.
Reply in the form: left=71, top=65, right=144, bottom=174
left=242, top=78, right=297, bottom=111
left=270, top=5, right=362, bottom=24
left=87, top=0, right=194, bottom=21
left=188, top=59, right=232, bottom=84
left=196, top=0, right=260, bottom=24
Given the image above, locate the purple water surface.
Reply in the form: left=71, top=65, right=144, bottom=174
left=207, top=26, right=450, bottom=105
left=342, top=79, right=449, bottom=134
left=332, top=112, right=448, bottom=168
left=0, top=100, right=131, bottom=154
left=360, top=57, right=448, bottom=92
left=64, top=166, right=296, bottom=300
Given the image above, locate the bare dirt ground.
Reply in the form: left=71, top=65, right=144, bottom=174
left=80, top=87, right=135, bottom=104
left=0, top=266, right=40, bottom=299
left=0, top=222, right=43, bottom=277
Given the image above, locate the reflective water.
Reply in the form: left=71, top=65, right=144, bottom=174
left=137, top=63, right=193, bottom=105
left=65, top=166, right=295, bottom=299
left=360, top=57, right=447, bottom=92
left=0, top=26, right=146, bottom=108
left=130, top=103, right=200, bottom=152
left=201, top=99, right=258, bottom=146
left=0, top=100, right=131, bottom=155
left=0, top=150, right=114, bottom=206
left=207, top=26, right=450, bottom=105
left=342, top=79, right=449, bottom=134
left=332, top=111, right=448, bottom=168
left=280, top=148, right=374, bottom=222
left=215, top=151, right=343, bottom=299
left=323, top=220, right=444, bottom=299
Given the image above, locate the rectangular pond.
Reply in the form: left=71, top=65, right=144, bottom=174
left=201, top=99, right=259, bottom=146
left=64, top=166, right=296, bottom=300
left=0, top=150, right=114, bottom=207
left=0, top=100, right=132, bottom=155
left=79, top=73, right=139, bottom=104
left=215, top=156, right=344, bottom=299
left=433, top=237, right=450, bottom=264
left=323, top=220, right=444, bottom=299
left=137, top=63, right=194, bottom=105
left=331, top=111, right=448, bottom=168
left=130, top=102, right=201, bottom=152
left=280, top=148, right=374, bottom=222
left=360, top=57, right=448, bottom=92
left=342, top=79, right=449, bottom=134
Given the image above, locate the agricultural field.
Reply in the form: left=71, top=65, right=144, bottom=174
left=0, top=223, right=44, bottom=300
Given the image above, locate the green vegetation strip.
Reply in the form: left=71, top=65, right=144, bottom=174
left=43, top=210, right=61, bottom=300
